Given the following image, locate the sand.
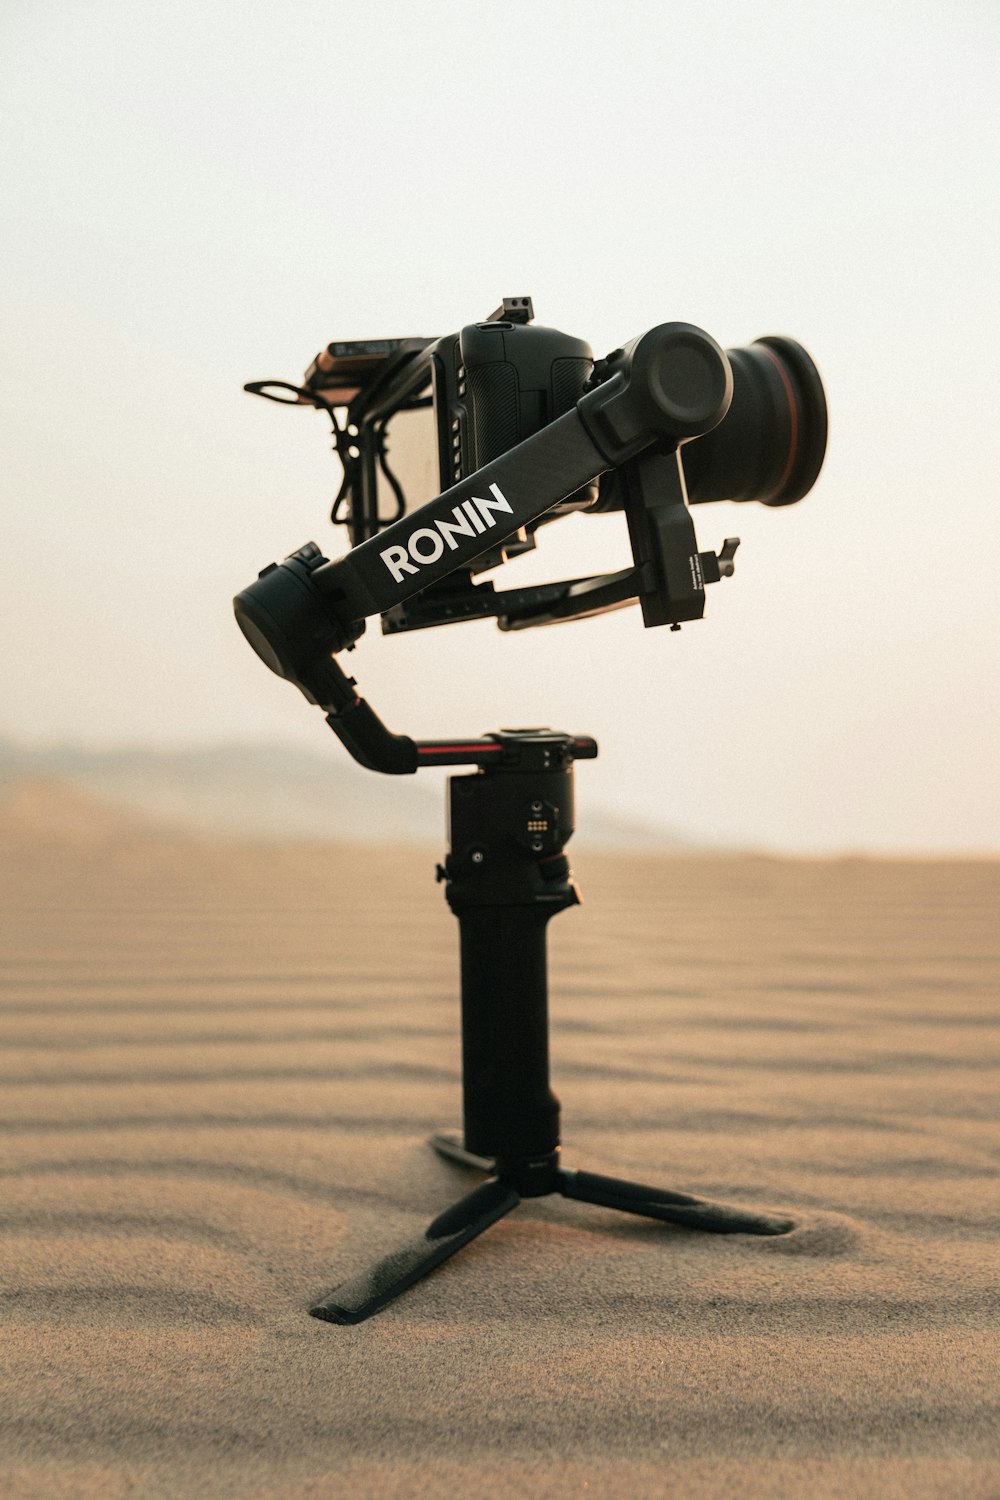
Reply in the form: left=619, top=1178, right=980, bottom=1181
left=2, top=812, right=999, bottom=1498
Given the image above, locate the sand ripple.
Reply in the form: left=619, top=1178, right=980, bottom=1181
left=2, top=840, right=999, bottom=1497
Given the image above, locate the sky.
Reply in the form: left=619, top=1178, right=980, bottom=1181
left=2, top=0, right=998, bottom=854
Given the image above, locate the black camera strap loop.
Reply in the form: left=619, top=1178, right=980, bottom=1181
left=243, top=378, right=322, bottom=407
left=372, top=420, right=405, bottom=526
left=242, top=379, right=358, bottom=524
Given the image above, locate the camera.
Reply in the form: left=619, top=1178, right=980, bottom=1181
left=235, top=297, right=826, bottom=770
left=243, top=296, right=825, bottom=641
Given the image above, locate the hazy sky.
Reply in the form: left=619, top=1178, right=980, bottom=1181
left=3, top=1, right=998, bottom=853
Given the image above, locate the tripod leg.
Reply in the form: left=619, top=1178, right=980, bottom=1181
left=558, top=1168, right=793, bottom=1236
left=429, top=1131, right=496, bottom=1173
left=309, top=1177, right=520, bottom=1325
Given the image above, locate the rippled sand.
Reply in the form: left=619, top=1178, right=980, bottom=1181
left=2, top=823, right=999, bottom=1498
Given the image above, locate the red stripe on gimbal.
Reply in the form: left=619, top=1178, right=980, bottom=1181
left=757, top=344, right=799, bottom=496
left=417, top=744, right=503, bottom=758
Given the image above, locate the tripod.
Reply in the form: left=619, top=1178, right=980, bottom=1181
left=310, top=728, right=793, bottom=1325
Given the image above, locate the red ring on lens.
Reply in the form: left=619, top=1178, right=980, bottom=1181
left=756, top=343, right=798, bottom=497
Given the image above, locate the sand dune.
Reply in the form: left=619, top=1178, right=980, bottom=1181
left=0, top=777, right=172, bottom=847
left=1, top=829, right=998, bottom=1498
left=0, top=741, right=698, bottom=848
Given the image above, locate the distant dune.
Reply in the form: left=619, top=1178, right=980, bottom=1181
left=0, top=738, right=700, bottom=850
left=0, top=776, right=188, bottom=849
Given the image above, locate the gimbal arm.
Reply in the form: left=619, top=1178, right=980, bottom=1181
left=233, top=322, right=734, bottom=773
left=313, top=404, right=608, bottom=624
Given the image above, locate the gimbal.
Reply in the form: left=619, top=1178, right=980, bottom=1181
left=236, top=321, right=747, bottom=773
left=235, top=312, right=816, bottom=1322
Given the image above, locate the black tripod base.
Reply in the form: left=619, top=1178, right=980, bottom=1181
left=309, top=1174, right=519, bottom=1325
left=309, top=1134, right=794, bottom=1325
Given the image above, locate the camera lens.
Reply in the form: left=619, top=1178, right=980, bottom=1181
left=682, top=337, right=827, bottom=506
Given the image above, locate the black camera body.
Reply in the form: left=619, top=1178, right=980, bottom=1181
left=299, top=298, right=598, bottom=565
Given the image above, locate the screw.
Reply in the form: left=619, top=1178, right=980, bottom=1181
left=530, top=801, right=543, bottom=813
left=471, top=850, right=485, bottom=865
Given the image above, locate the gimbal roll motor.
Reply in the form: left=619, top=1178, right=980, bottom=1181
left=234, top=297, right=827, bottom=1322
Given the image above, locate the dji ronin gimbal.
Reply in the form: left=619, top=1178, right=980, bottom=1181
left=235, top=300, right=826, bottom=1322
